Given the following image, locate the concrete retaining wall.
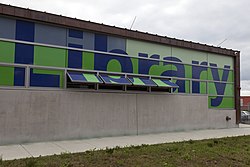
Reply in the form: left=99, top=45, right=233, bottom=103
left=0, top=89, right=237, bottom=145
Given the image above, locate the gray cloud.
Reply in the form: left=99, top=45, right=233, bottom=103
left=1, top=0, right=250, bottom=92
left=241, top=80, right=250, bottom=95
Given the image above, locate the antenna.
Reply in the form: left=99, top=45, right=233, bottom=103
left=130, top=16, right=137, bottom=30
left=217, top=38, right=227, bottom=47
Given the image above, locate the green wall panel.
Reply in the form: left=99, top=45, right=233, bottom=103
left=82, top=52, right=94, bottom=70
left=33, top=46, right=66, bottom=88
left=185, top=80, right=190, bottom=93
left=0, top=41, right=15, bottom=63
left=207, top=68, right=212, bottom=81
left=149, top=62, right=172, bottom=76
left=0, top=66, right=15, bottom=86
left=209, top=96, right=235, bottom=109
left=126, top=39, right=171, bottom=75
left=0, top=41, right=15, bottom=86
left=200, top=81, right=207, bottom=94
left=131, top=57, right=138, bottom=74
left=185, top=65, right=192, bottom=79
left=126, top=39, right=171, bottom=60
left=208, top=82, right=217, bottom=95
left=199, top=69, right=208, bottom=80
left=172, top=47, right=208, bottom=64
left=208, top=53, right=234, bottom=69
left=34, top=46, right=67, bottom=67
left=107, top=59, right=122, bottom=72
left=224, top=83, right=234, bottom=96
left=227, top=71, right=234, bottom=82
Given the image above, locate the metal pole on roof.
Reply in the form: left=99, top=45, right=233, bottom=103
left=217, top=38, right=227, bottom=47
left=130, top=16, right=137, bottom=30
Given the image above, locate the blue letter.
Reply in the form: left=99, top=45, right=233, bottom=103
left=192, top=61, right=208, bottom=93
left=162, top=57, right=185, bottom=93
left=94, top=34, right=133, bottom=73
left=138, top=53, right=160, bottom=74
left=210, top=64, right=230, bottom=107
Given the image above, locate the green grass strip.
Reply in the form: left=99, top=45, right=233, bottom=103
left=2, top=135, right=250, bottom=166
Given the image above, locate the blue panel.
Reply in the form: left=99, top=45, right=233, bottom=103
left=16, top=20, right=34, bottom=42
left=15, top=43, right=34, bottom=64
left=213, top=83, right=227, bottom=96
left=192, top=81, right=200, bottom=93
left=68, top=43, right=82, bottom=48
left=0, top=17, right=16, bottom=39
left=14, top=20, right=34, bottom=85
left=69, top=29, right=83, bottom=39
left=68, top=43, right=82, bottom=69
left=15, top=20, right=34, bottom=72
left=95, top=34, right=107, bottom=51
left=35, top=23, right=67, bottom=46
left=94, top=34, right=108, bottom=71
left=192, top=61, right=207, bottom=79
left=139, top=78, right=156, bottom=86
left=172, top=79, right=185, bottom=92
left=107, top=36, right=126, bottom=52
left=30, top=69, right=60, bottom=87
left=67, top=72, right=102, bottom=83
left=100, top=74, right=132, bottom=85
left=14, top=67, right=25, bottom=86
left=68, top=72, right=86, bottom=81
left=128, top=77, right=157, bottom=86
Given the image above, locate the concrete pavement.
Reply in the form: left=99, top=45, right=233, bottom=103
left=1, top=124, right=250, bottom=161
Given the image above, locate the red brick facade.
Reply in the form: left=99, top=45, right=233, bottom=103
left=241, top=96, right=250, bottom=111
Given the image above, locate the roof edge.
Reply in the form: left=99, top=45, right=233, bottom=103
left=0, top=3, right=240, bottom=57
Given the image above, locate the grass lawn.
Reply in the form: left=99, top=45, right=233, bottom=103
left=1, top=135, right=250, bottom=167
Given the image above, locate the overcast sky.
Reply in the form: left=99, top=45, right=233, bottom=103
left=0, top=0, right=250, bottom=95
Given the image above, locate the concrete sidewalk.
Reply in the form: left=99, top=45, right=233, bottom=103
left=1, top=124, right=250, bottom=161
